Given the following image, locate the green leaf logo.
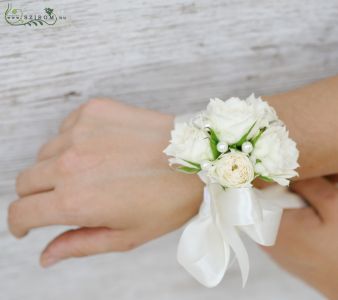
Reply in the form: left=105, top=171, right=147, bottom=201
left=5, top=4, right=60, bottom=27
left=44, top=8, right=54, bottom=17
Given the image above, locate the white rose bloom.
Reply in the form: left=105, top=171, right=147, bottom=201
left=206, top=98, right=256, bottom=144
left=246, top=94, right=279, bottom=131
left=206, top=96, right=280, bottom=145
left=208, top=151, right=255, bottom=188
left=164, top=122, right=213, bottom=164
left=251, top=125, right=299, bottom=186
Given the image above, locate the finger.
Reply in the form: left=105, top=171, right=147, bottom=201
left=291, top=177, right=338, bottom=221
left=261, top=206, right=320, bottom=254
left=37, top=133, right=71, bottom=161
left=327, top=174, right=338, bottom=183
left=40, top=227, right=138, bottom=267
left=59, top=104, right=84, bottom=133
left=16, top=157, right=57, bottom=197
left=8, top=192, right=67, bottom=238
left=253, top=177, right=275, bottom=189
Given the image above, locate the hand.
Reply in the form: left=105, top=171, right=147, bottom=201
left=262, top=177, right=338, bottom=299
left=8, top=99, right=203, bottom=267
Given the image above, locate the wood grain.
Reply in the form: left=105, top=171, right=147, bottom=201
left=1, top=0, right=336, bottom=299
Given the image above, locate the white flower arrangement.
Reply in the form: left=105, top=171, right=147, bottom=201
left=164, top=95, right=301, bottom=287
left=164, top=95, right=299, bottom=188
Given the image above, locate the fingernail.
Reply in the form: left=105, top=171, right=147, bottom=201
left=41, top=256, right=59, bottom=268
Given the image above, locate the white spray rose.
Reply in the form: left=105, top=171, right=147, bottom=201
left=208, top=151, right=255, bottom=188
left=206, top=96, right=276, bottom=145
left=206, top=98, right=257, bottom=144
left=164, top=122, right=213, bottom=164
left=246, top=94, right=279, bottom=133
left=251, top=125, right=299, bottom=186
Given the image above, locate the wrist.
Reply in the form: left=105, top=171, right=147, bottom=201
left=295, top=261, right=338, bottom=299
left=263, top=93, right=338, bottom=179
left=311, top=275, right=338, bottom=300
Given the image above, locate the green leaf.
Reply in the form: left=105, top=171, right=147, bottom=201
left=183, top=160, right=201, bottom=170
left=235, top=122, right=256, bottom=147
left=208, top=128, right=220, bottom=159
left=32, top=21, right=38, bottom=26
left=258, top=175, right=274, bottom=183
left=251, top=127, right=266, bottom=146
left=256, top=159, right=262, bottom=163
left=209, top=127, right=219, bottom=144
left=177, top=166, right=200, bottom=174
left=38, top=20, right=44, bottom=25
left=229, top=144, right=238, bottom=150
left=210, top=140, right=219, bottom=160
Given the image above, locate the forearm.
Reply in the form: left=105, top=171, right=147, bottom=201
left=263, top=75, right=338, bottom=179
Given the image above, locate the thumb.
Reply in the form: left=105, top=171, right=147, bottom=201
left=327, top=174, right=338, bottom=183
left=291, top=177, right=338, bottom=222
left=40, top=227, right=136, bottom=267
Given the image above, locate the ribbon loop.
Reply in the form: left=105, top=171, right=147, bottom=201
left=177, top=185, right=305, bottom=287
left=210, top=184, right=262, bottom=225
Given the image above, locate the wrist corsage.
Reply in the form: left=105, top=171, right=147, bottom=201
left=164, top=95, right=302, bottom=287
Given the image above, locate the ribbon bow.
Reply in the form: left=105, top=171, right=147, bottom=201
left=177, top=185, right=305, bottom=287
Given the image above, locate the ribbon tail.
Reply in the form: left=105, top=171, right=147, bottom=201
left=261, top=185, right=306, bottom=209
left=220, top=225, right=249, bottom=287
left=177, top=189, right=230, bottom=287
left=240, top=208, right=282, bottom=246
left=240, top=186, right=306, bottom=246
left=209, top=184, right=250, bottom=286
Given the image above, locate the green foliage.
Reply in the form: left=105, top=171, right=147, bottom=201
left=177, top=166, right=200, bottom=174
left=183, top=160, right=201, bottom=170
left=251, top=127, right=266, bottom=146
left=236, top=122, right=256, bottom=147
left=45, top=8, right=54, bottom=17
left=258, top=175, right=274, bottom=183
left=208, top=128, right=221, bottom=159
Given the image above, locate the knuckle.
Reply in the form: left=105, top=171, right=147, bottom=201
left=7, top=202, right=18, bottom=226
left=70, top=126, right=87, bottom=142
left=82, top=98, right=115, bottom=115
left=83, top=99, right=105, bottom=113
left=56, top=191, right=77, bottom=214
left=55, top=188, right=85, bottom=218
left=7, top=202, right=24, bottom=238
left=37, top=146, right=46, bottom=159
left=15, top=171, right=25, bottom=196
left=322, top=188, right=338, bottom=202
left=120, top=239, right=139, bottom=252
left=37, top=143, right=49, bottom=160
left=56, top=148, right=81, bottom=173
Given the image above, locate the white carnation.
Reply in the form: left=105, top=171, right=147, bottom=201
left=246, top=94, right=279, bottom=131
left=206, top=96, right=277, bottom=145
left=164, top=122, right=213, bottom=164
left=251, top=125, right=299, bottom=186
left=208, top=151, right=255, bottom=188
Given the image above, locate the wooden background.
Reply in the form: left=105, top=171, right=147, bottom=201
left=1, top=0, right=338, bottom=299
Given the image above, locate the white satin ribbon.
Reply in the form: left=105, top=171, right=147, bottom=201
left=177, top=184, right=305, bottom=287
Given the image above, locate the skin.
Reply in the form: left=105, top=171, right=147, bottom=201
left=9, top=100, right=203, bottom=266
left=265, top=75, right=338, bottom=179
left=263, top=177, right=338, bottom=299
left=7, top=75, right=338, bottom=296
